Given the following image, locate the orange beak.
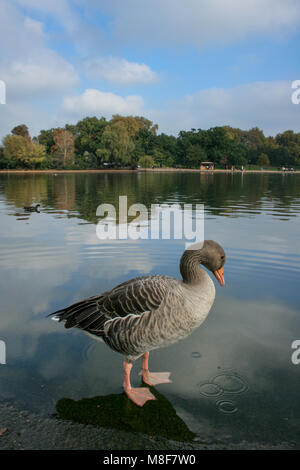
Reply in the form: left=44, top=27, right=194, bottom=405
left=213, top=266, right=225, bottom=286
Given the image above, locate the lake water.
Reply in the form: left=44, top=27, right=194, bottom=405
left=0, top=171, right=300, bottom=445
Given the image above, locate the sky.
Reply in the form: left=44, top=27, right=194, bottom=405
left=0, top=0, right=300, bottom=140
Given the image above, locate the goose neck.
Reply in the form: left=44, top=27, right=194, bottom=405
left=180, top=250, right=206, bottom=284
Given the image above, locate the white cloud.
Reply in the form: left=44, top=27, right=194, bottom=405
left=96, top=0, right=300, bottom=47
left=23, top=16, right=44, bottom=36
left=15, top=0, right=78, bottom=32
left=63, top=89, right=143, bottom=116
left=148, top=80, right=300, bottom=136
left=0, top=1, right=79, bottom=100
left=15, top=0, right=300, bottom=53
left=15, top=0, right=107, bottom=54
left=1, top=54, right=79, bottom=99
left=0, top=2, right=41, bottom=60
left=84, top=56, right=159, bottom=85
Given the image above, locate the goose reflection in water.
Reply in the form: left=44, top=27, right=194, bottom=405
left=55, top=386, right=195, bottom=442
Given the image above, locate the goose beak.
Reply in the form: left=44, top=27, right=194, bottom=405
left=213, top=266, right=225, bottom=286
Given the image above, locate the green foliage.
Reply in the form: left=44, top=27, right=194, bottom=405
left=257, top=153, right=270, bottom=167
left=2, top=118, right=300, bottom=170
left=2, top=134, right=46, bottom=168
left=97, top=121, right=135, bottom=165
left=153, top=133, right=178, bottom=166
left=66, top=116, right=107, bottom=162
left=139, top=155, right=155, bottom=168
left=37, top=129, right=55, bottom=154
left=0, top=145, right=18, bottom=169
left=185, top=145, right=207, bottom=168
left=110, top=115, right=158, bottom=137
left=134, top=128, right=156, bottom=156
left=151, top=148, right=165, bottom=167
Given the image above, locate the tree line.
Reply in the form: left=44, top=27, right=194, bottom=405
left=0, top=115, right=299, bottom=170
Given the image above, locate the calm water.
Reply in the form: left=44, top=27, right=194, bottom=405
left=0, top=172, right=300, bottom=445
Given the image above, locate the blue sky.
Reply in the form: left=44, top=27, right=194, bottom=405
left=0, top=0, right=300, bottom=139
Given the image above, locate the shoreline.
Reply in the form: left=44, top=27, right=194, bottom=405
left=0, top=401, right=296, bottom=450
left=0, top=168, right=299, bottom=174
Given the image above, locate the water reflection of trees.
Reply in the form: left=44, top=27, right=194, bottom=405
left=1, top=173, right=300, bottom=223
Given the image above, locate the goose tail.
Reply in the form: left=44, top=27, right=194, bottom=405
left=47, top=295, right=102, bottom=330
left=47, top=308, right=67, bottom=322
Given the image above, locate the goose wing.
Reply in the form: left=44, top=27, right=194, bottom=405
left=50, top=275, right=176, bottom=336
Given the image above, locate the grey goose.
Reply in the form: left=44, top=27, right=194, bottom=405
left=49, top=240, right=225, bottom=406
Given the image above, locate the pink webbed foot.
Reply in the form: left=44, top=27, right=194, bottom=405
left=124, top=387, right=156, bottom=407
left=123, top=360, right=155, bottom=407
left=139, top=370, right=172, bottom=386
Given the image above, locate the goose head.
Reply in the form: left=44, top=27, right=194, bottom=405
left=180, top=240, right=226, bottom=286
left=199, top=240, right=225, bottom=286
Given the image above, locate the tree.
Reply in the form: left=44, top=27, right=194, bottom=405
left=66, top=116, right=107, bottom=159
left=139, top=155, right=154, bottom=168
left=257, top=153, right=270, bottom=167
left=11, top=124, right=30, bottom=141
left=3, top=134, right=46, bottom=168
left=110, top=115, right=158, bottom=137
left=52, top=129, right=75, bottom=167
left=97, top=122, right=135, bottom=165
left=275, top=130, right=300, bottom=166
left=243, top=127, right=266, bottom=150
left=37, top=129, right=55, bottom=154
left=134, top=128, right=156, bottom=156
left=3, top=116, right=300, bottom=170
left=153, top=133, right=178, bottom=166
left=185, top=145, right=207, bottom=168
left=151, top=148, right=165, bottom=167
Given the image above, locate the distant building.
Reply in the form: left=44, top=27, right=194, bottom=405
left=200, top=161, right=214, bottom=170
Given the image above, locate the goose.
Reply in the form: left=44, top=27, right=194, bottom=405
left=49, top=240, right=225, bottom=407
left=23, top=204, right=40, bottom=212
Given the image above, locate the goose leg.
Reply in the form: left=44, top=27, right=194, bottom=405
left=123, top=360, right=156, bottom=407
left=139, top=352, right=172, bottom=386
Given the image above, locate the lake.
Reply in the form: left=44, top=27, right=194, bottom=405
left=0, top=171, right=300, bottom=445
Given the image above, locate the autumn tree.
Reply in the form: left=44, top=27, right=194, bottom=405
left=3, top=134, right=46, bottom=168
left=110, top=115, right=158, bottom=137
left=52, top=129, right=75, bottom=167
left=11, top=124, right=30, bottom=141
